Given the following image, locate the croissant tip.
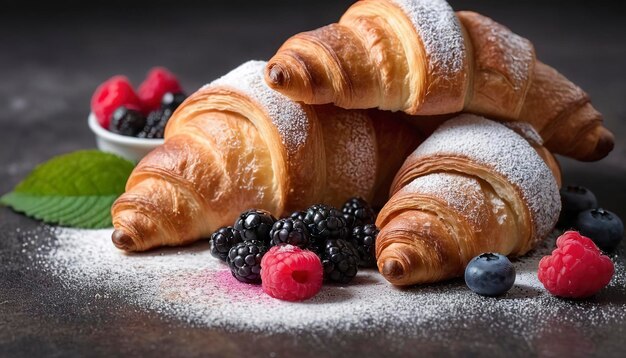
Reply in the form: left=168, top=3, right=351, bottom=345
left=112, top=229, right=137, bottom=251
left=266, top=64, right=286, bottom=88
left=381, top=259, right=405, bottom=280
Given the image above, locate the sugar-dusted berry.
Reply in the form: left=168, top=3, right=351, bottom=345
left=538, top=231, right=614, bottom=298
left=261, top=245, right=323, bottom=301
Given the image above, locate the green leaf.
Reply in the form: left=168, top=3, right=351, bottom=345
left=0, top=150, right=134, bottom=229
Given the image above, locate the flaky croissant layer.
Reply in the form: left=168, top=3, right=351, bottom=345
left=111, top=61, right=425, bottom=252
left=376, top=115, right=561, bottom=286
left=265, top=0, right=613, bottom=161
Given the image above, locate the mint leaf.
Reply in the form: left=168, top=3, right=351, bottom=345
left=0, top=150, right=134, bottom=229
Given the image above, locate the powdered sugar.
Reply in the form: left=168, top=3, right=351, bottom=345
left=322, top=110, right=377, bottom=200
left=504, top=121, right=544, bottom=146
left=390, top=0, right=466, bottom=77
left=277, top=244, right=297, bottom=253
left=23, top=227, right=626, bottom=338
left=402, top=173, right=487, bottom=229
left=409, top=114, right=561, bottom=243
left=477, top=14, right=534, bottom=92
left=207, top=61, right=310, bottom=155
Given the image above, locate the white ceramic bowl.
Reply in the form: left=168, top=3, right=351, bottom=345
left=88, top=113, right=164, bottom=163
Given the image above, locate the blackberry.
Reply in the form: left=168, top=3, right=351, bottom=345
left=307, top=241, right=325, bottom=258
left=302, top=204, right=349, bottom=241
left=342, top=197, right=376, bottom=229
left=209, top=226, right=242, bottom=261
left=109, top=106, right=146, bottom=136
left=161, top=92, right=187, bottom=111
left=322, top=239, right=359, bottom=284
left=289, top=210, right=307, bottom=221
left=137, top=108, right=173, bottom=139
left=269, top=218, right=310, bottom=248
left=227, top=240, right=268, bottom=284
left=233, top=209, right=276, bottom=244
left=352, top=224, right=379, bottom=268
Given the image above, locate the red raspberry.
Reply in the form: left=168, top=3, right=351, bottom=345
left=90, top=76, right=142, bottom=129
left=538, top=231, right=614, bottom=298
left=261, top=245, right=323, bottom=301
left=137, top=67, right=182, bottom=113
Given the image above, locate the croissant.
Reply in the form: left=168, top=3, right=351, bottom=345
left=110, top=61, right=424, bottom=252
left=375, top=114, right=561, bottom=286
left=265, top=0, right=613, bottom=161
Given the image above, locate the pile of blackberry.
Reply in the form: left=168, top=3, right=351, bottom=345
left=209, top=197, right=380, bottom=285
left=110, top=92, right=187, bottom=138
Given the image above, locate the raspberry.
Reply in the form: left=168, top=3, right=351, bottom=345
left=138, top=67, right=183, bottom=113
left=91, top=75, right=142, bottom=129
left=261, top=245, right=323, bottom=301
left=538, top=231, right=614, bottom=298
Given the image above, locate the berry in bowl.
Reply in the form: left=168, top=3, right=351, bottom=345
left=88, top=67, right=187, bottom=162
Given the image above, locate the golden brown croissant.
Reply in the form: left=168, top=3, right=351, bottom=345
left=375, top=114, right=561, bottom=286
left=265, top=0, right=613, bottom=161
left=110, top=61, right=424, bottom=252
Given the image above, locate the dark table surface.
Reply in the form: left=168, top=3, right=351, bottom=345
left=1, top=1, right=625, bottom=357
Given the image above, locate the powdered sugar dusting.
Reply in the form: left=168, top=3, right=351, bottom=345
left=323, top=110, right=377, bottom=200
left=409, top=114, right=560, bottom=243
left=504, top=122, right=544, bottom=146
left=207, top=61, right=310, bottom=155
left=22, top=227, right=626, bottom=338
left=478, top=14, right=533, bottom=91
left=402, top=173, right=486, bottom=229
left=390, top=0, right=465, bottom=76
left=277, top=244, right=297, bottom=253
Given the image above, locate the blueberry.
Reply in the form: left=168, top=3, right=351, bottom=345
left=558, top=185, right=597, bottom=229
left=576, top=208, right=624, bottom=252
left=464, top=253, right=515, bottom=297
left=109, top=106, right=146, bottom=136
